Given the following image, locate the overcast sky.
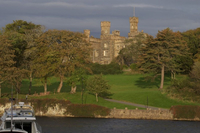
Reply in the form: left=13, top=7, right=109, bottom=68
left=0, top=0, right=200, bottom=37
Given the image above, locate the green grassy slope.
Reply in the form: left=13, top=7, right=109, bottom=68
left=104, top=74, right=200, bottom=108
left=1, top=74, right=199, bottom=109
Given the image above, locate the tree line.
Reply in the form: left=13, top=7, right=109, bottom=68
left=0, top=20, right=92, bottom=96
left=1, top=20, right=200, bottom=102
left=116, top=27, right=200, bottom=101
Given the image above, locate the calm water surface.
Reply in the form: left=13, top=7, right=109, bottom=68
left=37, top=117, right=200, bottom=133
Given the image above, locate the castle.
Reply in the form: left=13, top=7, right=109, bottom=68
left=84, top=14, right=144, bottom=64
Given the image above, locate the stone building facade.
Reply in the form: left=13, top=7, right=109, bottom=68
left=84, top=15, right=143, bottom=64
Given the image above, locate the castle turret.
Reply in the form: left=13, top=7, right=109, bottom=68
left=112, top=30, right=120, bottom=36
left=84, top=29, right=90, bottom=38
left=128, top=16, right=139, bottom=38
left=129, top=17, right=138, bottom=33
left=101, top=21, right=110, bottom=35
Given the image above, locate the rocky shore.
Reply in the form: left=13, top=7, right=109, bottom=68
left=0, top=103, right=199, bottom=121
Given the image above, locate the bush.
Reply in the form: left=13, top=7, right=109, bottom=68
left=130, top=63, right=138, bottom=71
left=28, top=99, right=71, bottom=114
left=89, top=62, right=123, bottom=75
left=0, top=98, right=10, bottom=106
left=170, top=105, right=200, bottom=119
left=86, top=74, right=112, bottom=102
left=66, top=104, right=111, bottom=117
left=166, top=78, right=200, bottom=102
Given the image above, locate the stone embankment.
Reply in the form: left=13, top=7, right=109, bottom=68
left=0, top=103, right=172, bottom=120
left=0, top=103, right=199, bottom=121
left=108, top=108, right=172, bottom=120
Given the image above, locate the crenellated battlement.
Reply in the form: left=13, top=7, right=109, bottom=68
left=112, top=30, right=120, bottom=36
left=83, top=11, right=145, bottom=65
left=129, top=17, right=139, bottom=23
left=84, top=29, right=90, bottom=38
left=101, top=21, right=111, bottom=27
left=101, top=21, right=111, bottom=35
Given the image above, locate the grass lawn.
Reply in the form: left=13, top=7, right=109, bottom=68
left=1, top=74, right=199, bottom=109
left=16, top=92, right=142, bottom=109
left=104, top=74, right=200, bottom=108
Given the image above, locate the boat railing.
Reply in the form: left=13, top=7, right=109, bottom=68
left=6, top=102, right=35, bottom=116
left=32, top=122, right=42, bottom=133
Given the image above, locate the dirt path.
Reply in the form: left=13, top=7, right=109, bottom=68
left=105, top=99, right=169, bottom=111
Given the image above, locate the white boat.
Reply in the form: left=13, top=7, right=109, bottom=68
left=0, top=102, right=42, bottom=133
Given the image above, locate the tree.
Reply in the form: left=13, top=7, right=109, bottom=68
left=180, top=28, right=200, bottom=72
left=3, top=20, right=42, bottom=68
left=190, top=62, right=200, bottom=82
left=182, top=28, right=200, bottom=57
left=23, top=25, right=45, bottom=94
left=115, top=33, right=146, bottom=66
left=67, top=68, right=88, bottom=96
left=2, top=20, right=43, bottom=93
left=138, top=28, right=188, bottom=89
left=33, top=36, right=58, bottom=94
left=0, top=35, right=16, bottom=97
left=86, top=74, right=111, bottom=102
left=34, top=30, right=91, bottom=93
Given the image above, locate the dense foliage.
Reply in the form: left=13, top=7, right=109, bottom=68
left=33, top=30, right=91, bottom=93
left=116, top=33, right=146, bottom=66
left=89, top=62, right=123, bottom=75
left=86, top=74, right=111, bottom=102
left=0, top=35, right=16, bottom=96
left=166, top=62, right=200, bottom=102
left=138, top=28, right=189, bottom=89
left=1, top=19, right=200, bottom=105
left=66, top=104, right=111, bottom=117
left=170, top=105, right=200, bottom=119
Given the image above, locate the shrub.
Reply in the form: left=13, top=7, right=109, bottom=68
left=130, top=63, right=138, bottom=71
left=0, top=98, right=10, bottom=106
left=166, top=78, right=200, bottom=102
left=170, top=105, right=200, bottom=119
left=66, top=104, right=111, bottom=117
left=89, top=62, right=123, bottom=75
left=28, top=99, right=71, bottom=113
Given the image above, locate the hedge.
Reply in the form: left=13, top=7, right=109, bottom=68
left=66, top=104, right=111, bottom=117
left=170, top=105, right=200, bottom=119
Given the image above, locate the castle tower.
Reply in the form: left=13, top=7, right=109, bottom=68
left=101, top=21, right=110, bottom=35
left=128, top=8, right=139, bottom=38
left=84, top=29, right=90, bottom=38
left=129, top=17, right=138, bottom=33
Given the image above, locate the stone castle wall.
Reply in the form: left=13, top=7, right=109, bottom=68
left=83, top=14, right=143, bottom=64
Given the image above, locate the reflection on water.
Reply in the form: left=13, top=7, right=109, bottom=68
left=37, top=117, right=200, bottom=133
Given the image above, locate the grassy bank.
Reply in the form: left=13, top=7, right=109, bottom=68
left=1, top=74, right=199, bottom=109
left=104, top=74, right=199, bottom=108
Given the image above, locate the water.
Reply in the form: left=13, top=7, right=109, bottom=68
left=37, top=117, right=200, bottom=133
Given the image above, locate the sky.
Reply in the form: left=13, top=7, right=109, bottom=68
left=0, top=0, right=200, bottom=38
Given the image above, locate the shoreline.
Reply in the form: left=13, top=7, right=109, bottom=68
left=1, top=102, right=200, bottom=122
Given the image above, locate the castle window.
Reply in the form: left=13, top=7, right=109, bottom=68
left=104, top=43, right=108, bottom=48
left=95, top=50, right=99, bottom=57
left=103, top=50, right=108, bottom=56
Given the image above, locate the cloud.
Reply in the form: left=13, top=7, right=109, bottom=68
left=40, top=2, right=102, bottom=9
left=0, top=0, right=103, bottom=9
left=113, top=4, right=164, bottom=9
left=0, top=0, right=199, bottom=38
